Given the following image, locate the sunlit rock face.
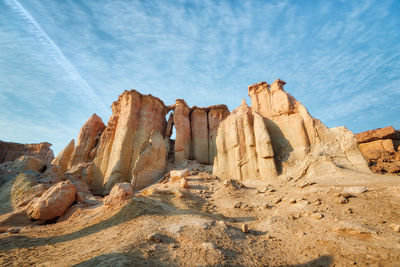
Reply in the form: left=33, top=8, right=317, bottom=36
left=172, top=99, right=191, bottom=165
left=90, top=90, right=169, bottom=194
left=213, top=79, right=370, bottom=182
left=68, top=114, right=105, bottom=169
left=0, top=141, right=54, bottom=165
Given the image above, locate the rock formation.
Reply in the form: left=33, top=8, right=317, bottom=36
left=0, top=141, right=54, bottom=164
left=356, top=126, right=400, bottom=174
left=68, top=114, right=105, bottom=169
left=208, top=105, right=229, bottom=164
left=173, top=99, right=191, bottom=165
left=213, top=79, right=370, bottom=182
left=91, top=90, right=169, bottom=194
left=190, top=108, right=209, bottom=164
left=52, top=139, right=75, bottom=172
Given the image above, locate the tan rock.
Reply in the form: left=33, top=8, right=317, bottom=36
left=131, top=131, right=167, bottom=191
left=191, top=108, right=209, bottom=164
left=165, top=113, right=174, bottom=138
left=11, top=172, right=46, bottom=209
left=208, top=105, right=229, bottom=164
left=356, top=126, right=396, bottom=143
left=68, top=114, right=105, bottom=169
left=52, top=139, right=75, bottom=172
left=173, top=99, right=191, bottom=165
left=180, top=177, right=189, bottom=189
left=0, top=156, right=45, bottom=185
left=91, top=90, right=168, bottom=194
left=213, top=100, right=276, bottom=181
left=27, top=180, right=76, bottom=221
left=0, top=141, right=54, bottom=164
left=170, top=169, right=189, bottom=182
left=359, top=139, right=395, bottom=156
left=104, top=182, right=133, bottom=207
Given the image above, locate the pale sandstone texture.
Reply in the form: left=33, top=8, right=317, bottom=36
left=190, top=108, right=209, bottom=164
left=91, top=90, right=168, bottom=194
left=52, top=139, right=75, bottom=172
left=104, top=182, right=133, bottom=206
left=131, top=131, right=166, bottom=191
left=0, top=141, right=54, bottom=164
left=0, top=156, right=45, bottom=185
left=208, top=105, right=229, bottom=164
left=68, top=114, right=105, bottom=169
left=173, top=99, right=191, bottom=164
left=27, top=180, right=76, bottom=221
left=214, top=80, right=370, bottom=181
left=170, top=169, right=189, bottom=182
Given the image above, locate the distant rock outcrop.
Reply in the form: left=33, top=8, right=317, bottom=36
left=52, top=139, right=75, bottom=172
left=356, top=126, right=400, bottom=174
left=213, top=79, right=370, bottom=182
left=0, top=141, right=54, bottom=164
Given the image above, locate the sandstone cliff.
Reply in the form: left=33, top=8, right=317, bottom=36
left=213, top=80, right=370, bottom=182
left=0, top=141, right=54, bottom=164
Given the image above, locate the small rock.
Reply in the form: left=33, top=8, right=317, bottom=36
left=234, top=201, right=242, bottom=208
left=147, top=233, right=164, bottom=243
left=311, top=212, right=324, bottom=219
left=390, top=224, right=400, bottom=232
left=300, top=181, right=316, bottom=188
left=343, top=186, right=367, bottom=195
left=289, top=198, right=296, bottom=204
left=217, top=220, right=228, bottom=229
left=338, top=196, right=349, bottom=204
left=202, top=242, right=217, bottom=250
left=180, top=177, right=189, bottom=189
left=274, top=197, right=282, bottom=204
left=8, top=228, right=20, bottom=234
left=242, top=223, right=249, bottom=233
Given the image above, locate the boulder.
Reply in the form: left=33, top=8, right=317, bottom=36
left=173, top=99, right=191, bottom=165
left=68, top=114, right=105, bottom=169
left=27, top=180, right=76, bottom=221
left=356, top=126, right=396, bottom=144
left=208, top=105, right=229, bottom=164
left=104, top=183, right=133, bottom=206
left=170, top=169, right=189, bottom=182
left=11, top=171, right=46, bottom=209
left=91, top=90, right=168, bottom=194
left=0, top=156, right=45, bottom=186
left=190, top=108, right=209, bottom=164
left=52, top=139, right=75, bottom=172
left=0, top=141, right=54, bottom=164
left=359, top=139, right=395, bottom=157
left=131, top=131, right=167, bottom=191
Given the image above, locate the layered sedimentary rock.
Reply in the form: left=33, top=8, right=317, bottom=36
left=165, top=113, right=174, bottom=138
left=0, top=141, right=54, bottom=164
left=190, top=108, right=209, bottom=164
left=68, top=114, right=105, bottom=169
left=213, top=100, right=276, bottom=181
left=52, top=139, right=75, bottom=172
left=91, top=90, right=168, bottom=194
left=208, top=105, right=229, bottom=163
left=214, top=79, right=370, bottom=181
left=173, top=99, right=191, bottom=165
left=356, top=126, right=400, bottom=174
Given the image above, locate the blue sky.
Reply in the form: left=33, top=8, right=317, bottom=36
left=0, top=0, right=399, bottom=155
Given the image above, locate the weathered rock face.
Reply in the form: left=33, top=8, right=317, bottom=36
left=131, top=131, right=166, bottom=191
left=52, top=139, right=75, bottom=172
left=91, top=90, right=168, bottom=194
left=191, top=108, right=209, bottom=164
left=356, top=126, right=400, bottom=175
left=165, top=113, right=174, bottom=138
left=27, top=180, right=76, bottom=221
left=214, top=80, right=370, bottom=182
left=356, top=126, right=398, bottom=144
left=68, top=114, right=105, bottom=169
left=173, top=99, right=191, bottom=165
left=0, top=141, right=54, bottom=164
left=213, top=100, right=277, bottom=181
left=0, top=156, right=45, bottom=186
left=208, top=105, right=229, bottom=164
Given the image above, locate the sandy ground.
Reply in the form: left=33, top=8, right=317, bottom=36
left=0, top=163, right=400, bottom=266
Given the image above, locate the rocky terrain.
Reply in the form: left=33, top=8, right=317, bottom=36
left=0, top=79, right=399, bottom=266
left=0, top=141, right=54, bottom=164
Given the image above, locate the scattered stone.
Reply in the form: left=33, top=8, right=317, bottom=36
left=242, top=223, right=249, bottom=233
left=390, top=224, right=400, bottom=233
left=180, top=177, right=189, bottom=189
left=217, top=220, right=228, bottom=229
left=311, top=212, right=324, bottom=220
left=202, top=242, right=218, bottom=250
left=289, top=198, right=297, bottom=204
left=104, top=183, right=133, bottom=207
left=147, top=232, right=164, bottom=243
left=343, top=186, right=367, bottom=195
left=274, top=197, right=283, bottom=204
left=8, top=228, right=20, bottom=234
left=299, top=181, right=316, bottom=188
left=170, top=169, right=189, bottom=182
left=223, top=179, right=245, bottom=190
left=338, top=196, right=349, bottom=204
left=234, top=202, right=242, bottom=208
